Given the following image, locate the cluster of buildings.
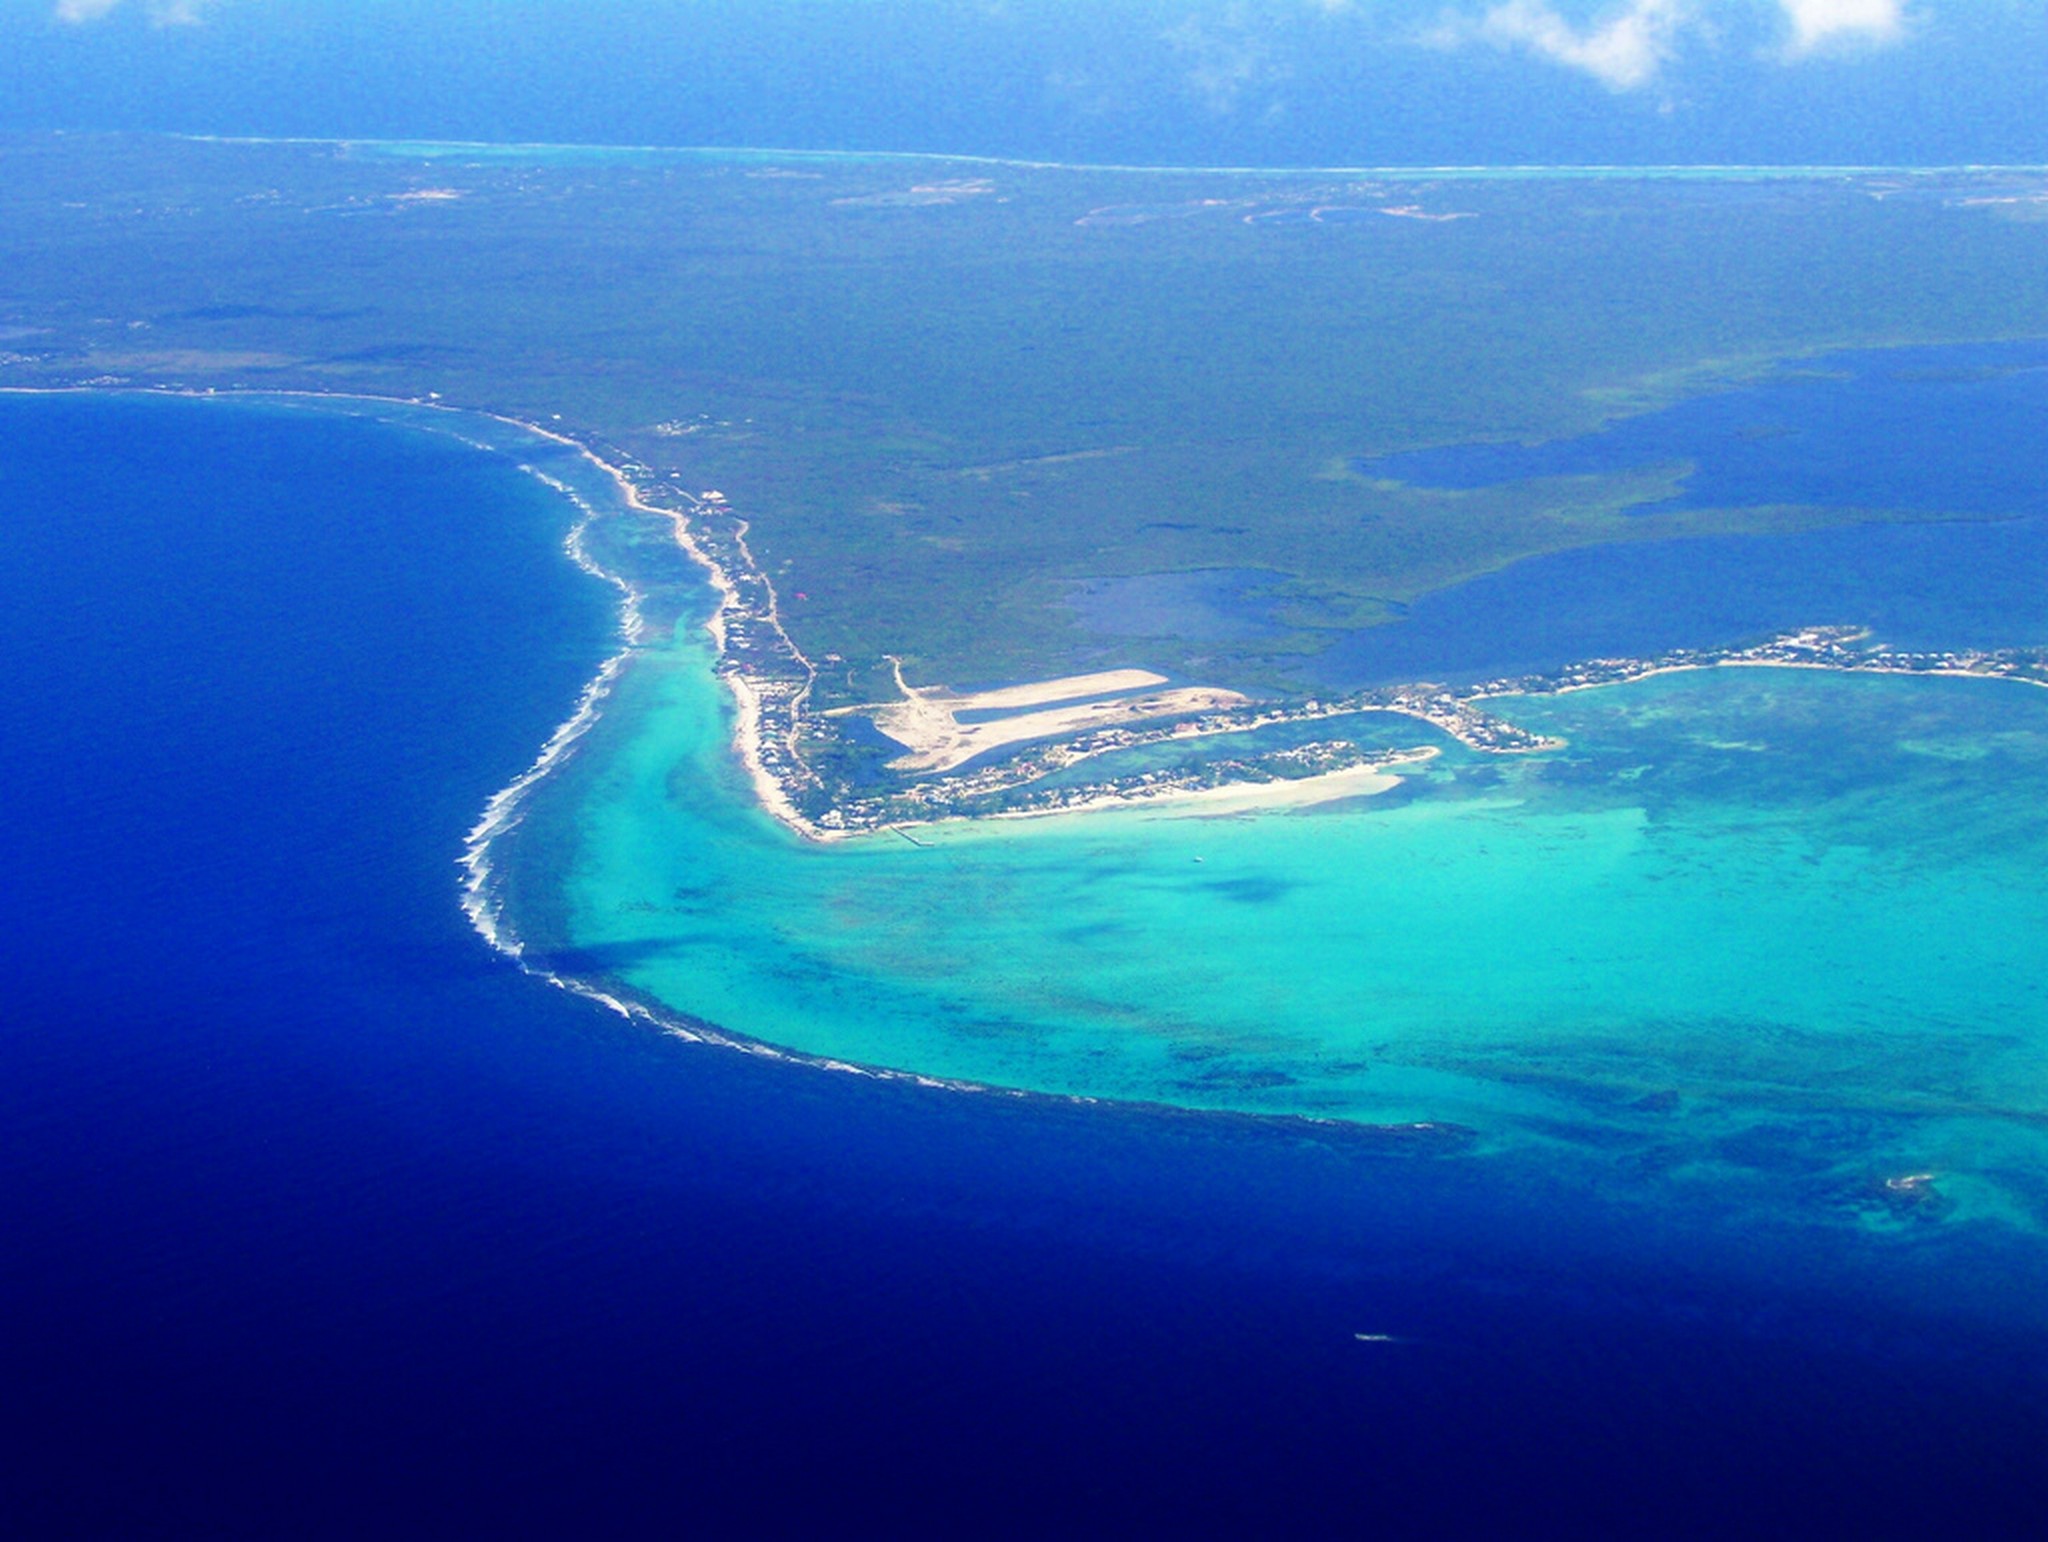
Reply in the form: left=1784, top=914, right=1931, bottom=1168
left=685, top=497, right=822, bottom=806
left=1464, top=625, right=2048, bottom=701
left=636, top=481, right=2048, bottom=839
left=815, top=626, right=2044, bottom=835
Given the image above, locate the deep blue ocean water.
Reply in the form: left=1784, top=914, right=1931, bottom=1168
left=5, top=394, right=2046, bottom=1537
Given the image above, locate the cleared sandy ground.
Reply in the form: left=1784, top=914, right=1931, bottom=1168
left=860, top=666, right=1248, bottom=774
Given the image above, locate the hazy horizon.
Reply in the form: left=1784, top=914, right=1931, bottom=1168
left=4, top=1, right=2043, bottom=167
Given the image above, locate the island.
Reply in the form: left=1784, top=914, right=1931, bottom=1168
left=561, top=448, right=2048, bottom=839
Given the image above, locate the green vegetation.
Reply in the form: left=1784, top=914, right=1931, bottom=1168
left=5, top=135, right=2046, bottom=704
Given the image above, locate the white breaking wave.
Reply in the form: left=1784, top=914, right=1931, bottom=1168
left=21, top=382, right=1151, bottom=1107
left=457, top=451, right=672, bottom=967
left=447, top=418, right=1025, bottom=1093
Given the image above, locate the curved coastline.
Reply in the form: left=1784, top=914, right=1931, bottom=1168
left=11, top=383, right=2048, bottom=1158
left=10, top=328, right=2048, bottom=1542
left=0, top=385, right=790, bottom=1054
left=14, top=376, right=2047, bottom=845
left=0, top=384, right=1455, bottom=1136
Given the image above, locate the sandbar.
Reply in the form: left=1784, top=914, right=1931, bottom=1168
left=1001, top=757, right=1423, bottom=824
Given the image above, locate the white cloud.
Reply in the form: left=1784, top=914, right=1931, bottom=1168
left=1429, top=0, right=1694, bottom=91
left=1425, top=0, right=1916, bottom=88
left=54, top=0, right=229, bottom=24
left=1777, top=0, right=1909, bottom=55
left=1164, top=12, right=1289, bottom=116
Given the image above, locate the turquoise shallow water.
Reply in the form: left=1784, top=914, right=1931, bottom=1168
left=11, top=390, right=2045, bottom=1532
left=507, top=584, right=2048, bottom=1241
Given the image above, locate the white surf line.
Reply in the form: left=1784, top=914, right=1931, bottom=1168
left=456, top=470, right=648, bottom=960
left=1, top=382, right=834, bottom=841
left=514, top=427, right=829, bottom=839
left=172, top=134, right=2048, bottom=181
left=458, top=635, right=635, bottom=959
left=0, top=386, right=656, bottom=937
left=0, top=388, right=700, bottom=939
left=0, top=382, right=1496, bottom=1115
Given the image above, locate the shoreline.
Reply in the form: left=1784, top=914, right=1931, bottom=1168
left=1525, top=656, right=2048, bottom=698
left=989, top=753, right=1432, bottom=824
left=0, top=388, right=1519, bottom=844
left=0, top=380, right=835, bottom=846
left=9, top=384, right=2046, bottom=855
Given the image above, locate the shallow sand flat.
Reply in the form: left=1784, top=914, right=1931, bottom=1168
left=1001, top=759, right=1413, bottom=822
left=569, top=654, right=2048, bottom=1163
